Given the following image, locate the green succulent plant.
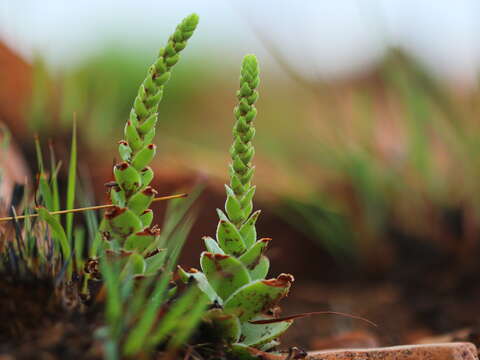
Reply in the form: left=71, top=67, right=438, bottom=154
left=179, top=55, right=295, bottom=357
left=102, top=14, right=199, bottom=274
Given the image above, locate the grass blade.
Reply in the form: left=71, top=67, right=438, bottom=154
left=167, top=291, right=209, bottom=348
left=48, top=142, right=61, bottom=217
left=37, top=206, right=72, bottom=277
left=148, top=286, right=204, bottom=347
left=66, top=118, right=77, bottom=243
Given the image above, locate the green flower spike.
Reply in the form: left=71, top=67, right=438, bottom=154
left=179, top=55, right=294, bottom=357
left=104, top=13, right=199, bottom=273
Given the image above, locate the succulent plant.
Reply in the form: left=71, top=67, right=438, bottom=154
left=179, top=55, right=294, bottom=357
left=102, top=14, right=199, bottom=273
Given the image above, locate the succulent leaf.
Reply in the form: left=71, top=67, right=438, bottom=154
left=110, top=186, right=126, bottom=207
left=225, top=189, right=244, bottom=223
left=239, top=238, right=270, bottom=270
left=239, top=210, right=261, bottom=248
left=139, top=209, right=153, bottom=227
left=118, top=140, right=132, bottom=161
left=223, top=274, right=293, bottom=321
left=124, top=227, right=159, bottom=253
left=105, top=207, right=143, bottom=237
left=203, top=236, right=225, bottom=255
left=131, top=144, right=156, bottom=171
left=216, top=208, right=229, bottom=222
left=137, top=113, right=158, bottom=134
left=124, top=120, right=143, bottom=151
left=216, top=220, right=246, bottom=256
left=126, top=186, right=157, bottom=214
left=178, top=266, right=221, bottom=304
left=200, top=252, right=251, bottom=300
left=113, top=162, right=141, bottom=195
left=249, top=256, right=270, bottom=280
left=241, top=318, right=293, bottom=347
left=139, top=167, right=154, bottom=188
left=240, top=186, right=256, bottom=217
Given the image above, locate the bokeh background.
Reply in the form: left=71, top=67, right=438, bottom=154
left=2, top=0, right=480, bottom=350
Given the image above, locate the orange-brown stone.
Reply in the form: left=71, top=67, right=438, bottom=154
left=307, top=343, right=478, bottom=360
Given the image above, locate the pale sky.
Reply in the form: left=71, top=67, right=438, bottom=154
left=1, top=0, right=479, bottom=85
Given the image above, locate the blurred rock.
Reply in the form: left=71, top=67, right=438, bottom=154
left=0, top=125, right=29, bottom=213
left=415, top=328, right=480, bottom=349
left=0, top=42, right=31, bottom=136
left=310, top=330, right=379, bottom=350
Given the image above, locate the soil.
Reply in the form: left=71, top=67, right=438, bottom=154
left=0, top=278, right=103, bottom=359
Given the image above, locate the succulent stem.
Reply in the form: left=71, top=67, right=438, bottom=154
left=179, top=55, right=294, bottom=355
left=105, top=14, right=199, bottom=252
left=227, top=55, right=260, bottom=227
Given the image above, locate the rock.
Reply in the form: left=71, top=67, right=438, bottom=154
left=0, top=42, right=32, bottom=136
left=307, top=343, right=477, bottom=360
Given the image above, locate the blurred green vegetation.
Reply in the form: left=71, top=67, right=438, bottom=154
left=26, top=47, right=480, bottom=268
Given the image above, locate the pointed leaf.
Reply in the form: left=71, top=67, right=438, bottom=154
left=230, top=173, right=245, bottom=195
left=225, top=185, right=243, bottom=223
left=178, top=266, right=221, bottom=304
left=249, top=256, right=270, bottom=280
left=216, top=208, right=229, bottom=222
left=126, top=186, right=157, bottom=214
left=132, top=144, right=156, bottom=170
left=124, top=120, right=142, bottom=151
left=240, top=186, right=255, bottom=218
left=239, top=238, right=270, bottom=270
left=203, top=236, right=225, bottom=255
left=144, top=249, right=167, bottom=274
left=241, top=317, right=292, bottom=347
left=140, top=167, right=154, bottom=187
left=139, top=209, right=153, bottom=227
left=143, top=127, right=156, bottom=145
left=138, top=113, right=158, bottom=134
left=124, top=227, right=159, bottom=253
left=200, top=252, right=250, bottom=300
left=239, top=210, right=260, bottom=248
left=224, top=274, right=294, bottom=321
left=216, top=220, right=246, bottom=256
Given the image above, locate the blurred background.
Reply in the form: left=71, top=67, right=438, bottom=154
left=2, top=0, right=480, bottom=350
